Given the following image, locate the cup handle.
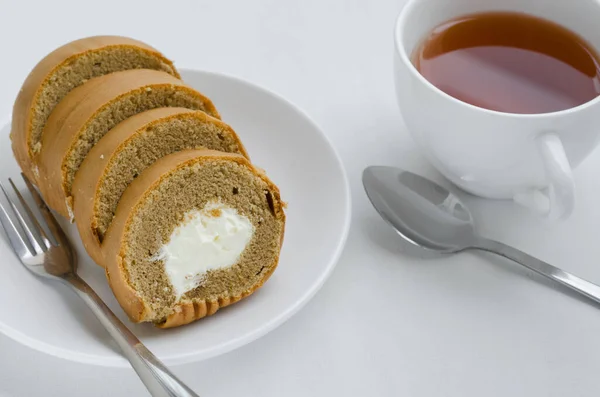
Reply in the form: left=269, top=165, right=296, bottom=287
left=512, top=133, right=575, bottom=220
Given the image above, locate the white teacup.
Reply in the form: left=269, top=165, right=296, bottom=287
left=393, top=0, right=600, bottom=219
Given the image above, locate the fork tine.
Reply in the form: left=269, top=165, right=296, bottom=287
left=21, top=173, right=64, bottom=247
left=0, top=185, right=34, bottom=258
left=9, top=178, right=51, bottom=251
left=0, top=182, right=46, bottom=254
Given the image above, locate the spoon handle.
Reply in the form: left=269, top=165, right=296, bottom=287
left=475, top=239, right=600, bottom=304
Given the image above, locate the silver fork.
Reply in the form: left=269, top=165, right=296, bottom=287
left=0, top=174, right=200, bottom=397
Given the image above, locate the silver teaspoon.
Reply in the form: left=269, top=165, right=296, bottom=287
left=363, top=165, right=600, bottom=304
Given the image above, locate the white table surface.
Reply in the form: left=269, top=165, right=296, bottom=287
left=1, top=0, right=600, bottom=396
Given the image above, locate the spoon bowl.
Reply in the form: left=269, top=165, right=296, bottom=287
left=363, top=166, right=475, bottom=253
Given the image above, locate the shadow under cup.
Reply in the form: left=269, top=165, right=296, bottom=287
left=393, top=0, right=600, bottom=218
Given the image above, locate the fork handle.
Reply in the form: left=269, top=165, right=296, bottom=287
left=65, top=275, right=200, bottom=397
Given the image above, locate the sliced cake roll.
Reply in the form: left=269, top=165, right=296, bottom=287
left=102, top=149, right=285, bottom=328
left=11, top=36, right=180, bottom=182
left=36, top=69, right=220, bottom=219
left=73, top=107, right=249, bottom=265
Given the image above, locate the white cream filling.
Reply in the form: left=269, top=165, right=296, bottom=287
left=154, top=201, right=254, bottom=299
left=66, top=201, right=75, bottom=223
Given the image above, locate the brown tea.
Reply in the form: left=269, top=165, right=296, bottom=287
left=413, top=12, right=600, bottom=114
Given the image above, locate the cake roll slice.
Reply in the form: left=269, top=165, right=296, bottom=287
left=36, top=69, right=219, bottom=219
left=102, top=149, right=285, bottom=328
left=11, top=35, right=180, bottom=182
left=73, top=107, right=249, bottom=265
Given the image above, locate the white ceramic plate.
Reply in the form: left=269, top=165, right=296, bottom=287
left=0, top=69, right=351, bottom=367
